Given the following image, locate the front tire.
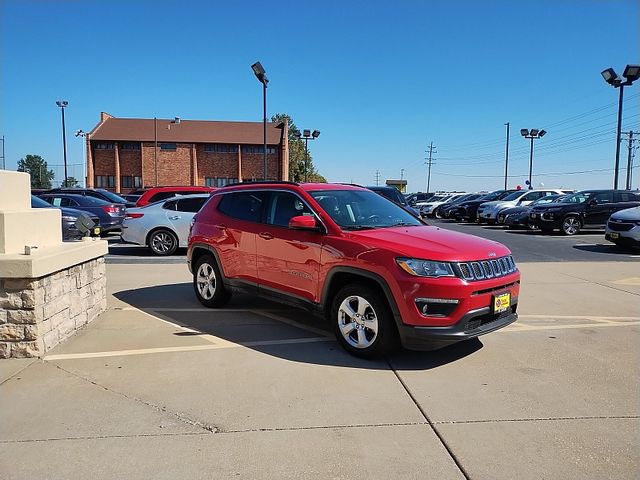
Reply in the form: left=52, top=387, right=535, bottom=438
left=330, top=284, right=398, bottom=358
left=193, top=254, right=231, bottom=307
left=148, top=229, right=178, bottom=256
left=433, top=208, right=443, bottom=219
left=561, top=215, right=582, bottom=236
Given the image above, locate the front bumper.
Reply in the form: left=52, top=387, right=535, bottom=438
left=398, top=304, right=518, bottom=350
left=605, top=225, right=640, bottom=246
left=528, top=211, right=561, bottom=229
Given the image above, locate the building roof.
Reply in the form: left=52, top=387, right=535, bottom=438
left=90, top=115, right=283, bottom=145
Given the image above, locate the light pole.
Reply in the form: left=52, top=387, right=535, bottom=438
left=1, top=135, right=5, bottom=170
left=520, top=128, right=546, bottom=189
left=294, top=129, right=320, bottom=182
left=75, top=129, right=88, bottom=187
left=601, top=65, right=640, bottom=189
left=56, top=100, right=69, bottom=186
left=504, top=122, right=510, bottom=190
left=251, top=62, right=269, bottom=180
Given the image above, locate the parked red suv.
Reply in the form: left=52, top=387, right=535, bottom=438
left=187, top=182, right=520, bottom=357
left=133, top=186, right=214, bottom=207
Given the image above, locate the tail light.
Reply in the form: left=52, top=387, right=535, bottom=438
left=102, top=205, right=119, bottom=215
left=126, top=212, right=144, bottom=219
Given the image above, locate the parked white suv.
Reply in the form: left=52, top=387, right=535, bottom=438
left=477, top=189, right=566, bottom=223
left=605, top=206, right=640, bottom=247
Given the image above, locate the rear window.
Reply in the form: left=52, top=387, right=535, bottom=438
left=148, top=191, right=180, bottom=203
left=176, top=197, right=207, bottom=213
left=618, top=192, right=640, bottom=202
left=217, top=192, right=266, bottom=223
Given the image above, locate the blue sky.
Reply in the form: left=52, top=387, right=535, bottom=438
left=1, top=0, right=639, bottom=192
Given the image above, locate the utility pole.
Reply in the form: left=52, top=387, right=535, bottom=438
left=375, top=170, right=381, bottom=186
left=400, top=168, right=404, bottom=181
left=623, top=131, right=639, bottom=190
left=426, top=141, right=436, bottom=193
left=504, top=122, right=510, bottom=190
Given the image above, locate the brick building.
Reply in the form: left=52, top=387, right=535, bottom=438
left=86, top=113, right=289, bottom=193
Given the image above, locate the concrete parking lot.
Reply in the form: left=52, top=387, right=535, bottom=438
left=1, top=223, right=639, bottom=479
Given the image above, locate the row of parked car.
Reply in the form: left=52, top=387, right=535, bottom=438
left=30, top=186, right=214, bottom=243
left=407, top=188, right=640, bottom=246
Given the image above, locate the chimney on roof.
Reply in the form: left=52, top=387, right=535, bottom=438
left=100, top=112, right=114, bottom=122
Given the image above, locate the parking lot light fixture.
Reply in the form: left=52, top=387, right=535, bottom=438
left=601, top=64, right=639, bottom=189
left=521, top=128, right=546, bottom=188
left=251, top=61, right=269, bottom=180
left=299, top=128, right=320, bottom=182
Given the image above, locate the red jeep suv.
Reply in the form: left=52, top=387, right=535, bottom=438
left=187, top=182, right=520, bottom=358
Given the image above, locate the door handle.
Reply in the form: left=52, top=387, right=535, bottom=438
left=216, top=224, right=227, bottom=230
left=169, top=215, right=181, bottom=220
left=259, top=232, right=274, bottom=240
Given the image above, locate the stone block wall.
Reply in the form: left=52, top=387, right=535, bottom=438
left=0, top=257, right=107, bottom=358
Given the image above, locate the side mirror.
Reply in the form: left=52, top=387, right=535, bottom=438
left=288, top=215, right=318, bottom=231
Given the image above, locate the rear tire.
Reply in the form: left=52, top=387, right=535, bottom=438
left=330, top=284, right=398, bottom=358
left=148, top=229, right=178, bottom=256
left=433, top=208, right=443, bottom=219
left=193, top=254, right=231, bottom=308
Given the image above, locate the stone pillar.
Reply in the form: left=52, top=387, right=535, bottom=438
left=191, top=143, right=198, bottom=186
left=237, top=144, right=243, bottom=182
left=86, top=135, right=94, bottom=188
left=114, top=141, right=121, bottom=193
left=0, top=170, right=108, bottom=359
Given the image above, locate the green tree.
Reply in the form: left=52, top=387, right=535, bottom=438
left=62, top=176, right=79, bottom=187
left=271, top=113, right=326, bottom=183
left=17, top=154, right=55, bottom=189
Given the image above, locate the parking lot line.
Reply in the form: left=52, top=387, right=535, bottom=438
left=44, top=337, right=333, bottom=361
left=518, top=314, right=640, bottom=321
left=500, top=321, right=640, bottom=332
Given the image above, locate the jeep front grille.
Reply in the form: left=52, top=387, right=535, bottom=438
left=456, top=256, right=517, bottom=281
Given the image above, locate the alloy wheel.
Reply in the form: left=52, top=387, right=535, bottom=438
left=151, top=231, right=175, bottom=254
left=337, top=295, right=379, bottom=349
left=196, top=262, right=217, bottom=300
left=562, top=217, right=580, bottom=235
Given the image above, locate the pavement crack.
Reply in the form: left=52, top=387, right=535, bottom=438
left=558, top=271, right=640, bottom=297
left=385, top=356, right=471, bottom=480
left=221, top=421, right=427, bottom=434
left=434, top=415, right=640, bottom=425
left=48, top=361, right=220, bottom=434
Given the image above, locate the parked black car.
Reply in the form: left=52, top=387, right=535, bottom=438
left=39, top=193, right=126, bottom=234
left=529, top=190, right=640, bottom=235
left=439, top=193, right=484, bottom=219
left=497, top=194, right=565, bottom=228
left=367, top=186, right=420, bottom=216
left=451, top=189, right=517, bottom=221
left=46, top=187, right=135, bottom=207
left=31, top=195, right=101, bottom=240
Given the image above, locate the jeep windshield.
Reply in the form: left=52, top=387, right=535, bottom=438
left=311, top=189, right=422, bottom=230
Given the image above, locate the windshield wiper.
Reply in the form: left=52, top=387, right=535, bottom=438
left=342, top=225, right=375, bottom=231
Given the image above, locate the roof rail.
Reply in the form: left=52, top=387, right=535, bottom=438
left=220, top=180, right=300, bottom=187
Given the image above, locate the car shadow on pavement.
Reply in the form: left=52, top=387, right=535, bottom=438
left=113, top=283, right=483, bottom=370
left=573, top=244, right=637, bottom=255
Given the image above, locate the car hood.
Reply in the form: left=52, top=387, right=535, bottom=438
left=347, top=225, right=511, bottom=262
left=609, top=206, right=640, bottom=221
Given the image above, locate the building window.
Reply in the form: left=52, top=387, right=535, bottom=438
left=95, top=175, right=115, bottom=188
left=121, top=176, right=142, bottom=188
left=204, top=144, right=238, bottom=153
left=205, top=177, right=239, bottom=187
left=241, top=145, right=277, bottom=154
left=160, top=143, right=177, bottom=151
left=95, top=142, right=114, bottom=150
left=120, top=142, right=140, bottom=150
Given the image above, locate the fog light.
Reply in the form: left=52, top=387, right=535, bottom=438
left=415, top=298, right=459, bottom=317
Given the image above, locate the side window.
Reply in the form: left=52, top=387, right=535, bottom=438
left=149, top=192, right=176, bottom=203
left=50, top=197, right=63, bottom=207
left=67, top=198, right=80, bottom=206
left=594, top=191, right=614, bottom=204
left=523, top=192, right=543, bottom=202
left=86, top=191, right=101, bottom=199
left=266, top=192, right=313, bottom=227
left=618, top=192, right=639, bottom=203
left=217, top=192, right=266, bottom=223
left=162, top=200, right=178, bottom=211
left=176, top=197, right=206, bottom=213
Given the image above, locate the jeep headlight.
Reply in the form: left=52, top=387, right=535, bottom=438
left=396, top=258, right=455, bottom=277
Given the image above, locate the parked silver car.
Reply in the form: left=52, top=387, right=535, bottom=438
left=121, top=194, right=210, bottom=255
left=605, top=206, right=640, bottom=248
